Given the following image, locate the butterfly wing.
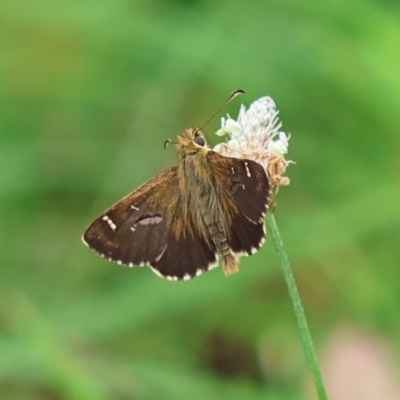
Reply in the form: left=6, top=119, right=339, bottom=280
left=150, top=228, right=218, bottom=281
left=206, top=151, right=272, bottom=256
left=83, top=166, right=218, bottom=280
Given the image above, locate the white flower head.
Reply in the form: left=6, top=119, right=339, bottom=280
left=214, top=96, right=291, bottom=189
left=216, top=116, right=242, bottom=136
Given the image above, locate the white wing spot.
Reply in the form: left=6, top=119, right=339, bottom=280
left=209, top=262, right=219, bottom=271
left=242, top=184, right=245, bottom=190
left=231, top=167, right=235, bottom=174
left=130, top=227, right=136, bottom=232
left=244, top=162, right=251, bottom=178
left=128, top=263, right=134, bottom=267
left=131, top=205, right=139, bottom=211
left=102, top=215, right=116, bottom=231
left=138, top=215, right=163, bottom=225
left=183, top=274, right=192, bottom=281
left=250, top=247, right=259, bottom=255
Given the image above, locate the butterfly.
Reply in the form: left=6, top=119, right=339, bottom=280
left=83, top=110, right=272, bottom=282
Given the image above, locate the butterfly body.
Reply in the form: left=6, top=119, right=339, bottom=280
left=83, top=128, right=271, bottom=281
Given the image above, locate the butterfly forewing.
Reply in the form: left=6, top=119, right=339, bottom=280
left=83, top=167, right=177, bottom=266
left=83, top=166, right=218, bottom=280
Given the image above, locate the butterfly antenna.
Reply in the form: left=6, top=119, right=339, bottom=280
left=194, top=89, right=246, bottom=135
left=164, top=139, right=178, bottom=149
left=164, top=139, right=171, bottom=149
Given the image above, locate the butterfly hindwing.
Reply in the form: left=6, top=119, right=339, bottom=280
left=151, top=230, right=218, bottom=280
left=206, top=151, right=271, bottom=255
left=228, top=212, right=266, bottom=255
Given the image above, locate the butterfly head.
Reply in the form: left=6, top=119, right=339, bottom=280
left=176, top=128, right=208, bottom=158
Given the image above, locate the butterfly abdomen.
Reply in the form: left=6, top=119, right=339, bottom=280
left=204, top=218, right=239, bottom=276
left=203, top=219, right=230, bottom=256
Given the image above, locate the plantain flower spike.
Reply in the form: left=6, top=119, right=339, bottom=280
left=214, top=96, right=292, bottom=190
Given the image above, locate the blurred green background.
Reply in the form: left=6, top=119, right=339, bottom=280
left=1, top=0, right=400, bottom=399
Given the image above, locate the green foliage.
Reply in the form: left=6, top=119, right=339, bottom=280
left=1, top=0, right=400, bottom=398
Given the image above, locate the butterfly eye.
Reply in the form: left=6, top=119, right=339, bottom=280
left=194, top=135, right=205, bottom=147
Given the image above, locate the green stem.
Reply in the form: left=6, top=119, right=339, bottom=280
left=267, top=213, right=329, bottom=400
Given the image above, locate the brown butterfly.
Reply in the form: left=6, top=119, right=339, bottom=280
left=82, top=96, right=272, bottom=281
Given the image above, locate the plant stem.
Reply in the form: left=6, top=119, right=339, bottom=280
left=267, top=213, right=329, bottom=400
